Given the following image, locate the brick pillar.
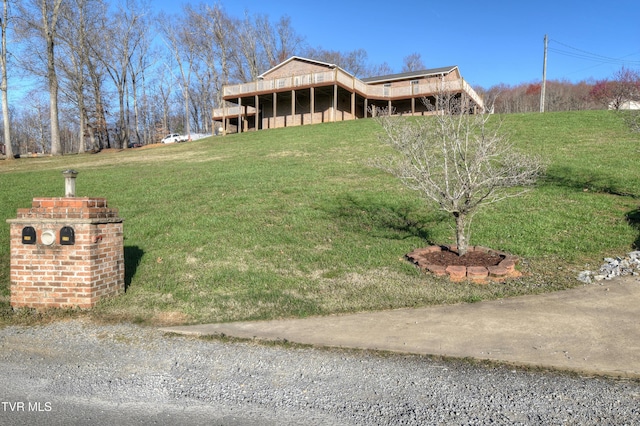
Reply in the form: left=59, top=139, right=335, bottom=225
left=7, top=197, right=124, bottom=309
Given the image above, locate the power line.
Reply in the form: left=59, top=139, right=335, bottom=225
left=548, top=48, right=640, bottom=66
left=548, top=38, right=640, bottom=66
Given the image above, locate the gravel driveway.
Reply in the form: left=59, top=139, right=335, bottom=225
left=1, top=319, right=639, bottom=425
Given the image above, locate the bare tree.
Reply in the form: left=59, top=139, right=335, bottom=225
left=160, top=11, right=197, bottom=139
left=85, top=44, right=109, bottom=149
left=40, top=0, right=63, bottom=155
left=374, top=93, right=545, bottom=256
left=0, top=0, right=12, bottom=159
left=402, top=52, right=425, bottom=72
left=57, top=0, right=104, bottom=154
left=256, top=15, right=303, bottom=68
left=590, top=67, right=640, bottom=110
left=15, top=89, right=49, bottom=153
left=367, top=61, right=394, bottom=78
left=610, top=67, right=640, bottom=109
left=94, top=0, right=146, bottom=149
left=127, top=12, right=154, bottom=146
left=234, top=12, right=262, bottom=82
left=16, top=0, right=64, bottom=155
left=303, top=47, right=370, bottom=77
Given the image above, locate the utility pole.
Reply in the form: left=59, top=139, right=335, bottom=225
left=540, top=34, right=548, bottom=113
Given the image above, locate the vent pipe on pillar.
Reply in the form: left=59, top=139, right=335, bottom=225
left=63, top=169, right=79, bottom=198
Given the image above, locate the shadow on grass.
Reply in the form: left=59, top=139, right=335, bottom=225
left=544, top=165, right=638, bottom=198
left=124, top=246, right=144, bottom=291
left=626, top=208, right=640, bottom=250
left=324, top=193, right=443, bottom=243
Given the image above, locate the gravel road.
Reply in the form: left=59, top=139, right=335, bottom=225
left=1, top=319, right=639, bottom=425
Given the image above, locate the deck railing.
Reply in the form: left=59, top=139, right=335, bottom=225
left=224, top=69, right=478, bottom=100
left=217, top=69, right=484, bottom=117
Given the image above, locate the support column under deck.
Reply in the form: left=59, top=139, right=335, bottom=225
left=237, top=97, right=242, bottom=133
left=310, top=87, right=315, bottom=124
left=255, top=94, right=259, bottom=130
left=291, top=89, right=296, bottom=127
left=333, top=84, right=337, bottom=122
left=351, top=92, right=355, bottom=119
left=273, top=93, right=277, bottom=129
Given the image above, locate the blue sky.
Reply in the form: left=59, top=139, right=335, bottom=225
left=156, top=0, right=640, bottom=88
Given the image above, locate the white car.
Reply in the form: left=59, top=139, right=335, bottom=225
left=161, top=133, right=186, bottom=143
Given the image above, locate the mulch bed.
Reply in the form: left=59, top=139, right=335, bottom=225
left=406, top=245, right=520, bottom=282
left=420, top=248, right=504, bottom=267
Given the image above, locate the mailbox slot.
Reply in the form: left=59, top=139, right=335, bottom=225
left=60, top=226, right=75, bottom=245
left=22, top=226, right=36, bottom=245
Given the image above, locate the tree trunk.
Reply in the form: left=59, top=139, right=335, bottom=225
left=84, top=110, right=95, bottom=151
left=44, top=0, right=63, bottom=156
left=1, top=0, right=12, bottom=159
left=1, top=88, right=10, bottom=158
left=454, top=212, right=468, bottom=256
left=117, top=88, right=126, bottom=148
left=77, top=97, right=85, bottom=153
left=48, top=49, right=61, bottom=155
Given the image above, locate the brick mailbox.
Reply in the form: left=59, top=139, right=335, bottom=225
left=7, top=170, right=124, bottom=309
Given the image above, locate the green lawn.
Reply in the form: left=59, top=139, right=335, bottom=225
left=1, top=110, right=638, bottom=326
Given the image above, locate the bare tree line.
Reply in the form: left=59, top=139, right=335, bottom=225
left=0, top=0, right=638, bottom=159
left=0, top=0, right=390, bottom=157
left=477, top=67, right=640, bottom=114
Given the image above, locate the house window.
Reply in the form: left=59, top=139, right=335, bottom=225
left=411, top=80, right=419, bottom=94
left=383, top=83, right=391, bottom=97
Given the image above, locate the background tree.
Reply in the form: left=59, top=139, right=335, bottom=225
left=57, top=0, right=103, bottom=153
left=257, top=15, right=303, bottom=68
left=374, top=93, right=545, bottom=256
left=590, top=67, right=640, bottom=110
left=95, top=0, right=146, bottom=149
left=16, top=0, right=64, bottom=155
left=84, top=17, right=110, bottom=150
left=161, top=12, right=197, bottom=139
left=303, top=47, right=370, bottom=77
left=401, top=52, right=425, bottom=72
left=127, top=13, right=154, bottom=146
left=0, top=0, right=12, bottom=159
left=40, top=0, right=63, bottom=155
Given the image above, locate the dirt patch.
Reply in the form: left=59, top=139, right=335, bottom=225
left=151, top=311, right=190, bottom=326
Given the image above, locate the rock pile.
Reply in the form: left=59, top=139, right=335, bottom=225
left=577, top=251, right=640, bottom=283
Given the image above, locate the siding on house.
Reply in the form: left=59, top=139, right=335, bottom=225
left=213, top=56, right=484, bottom=134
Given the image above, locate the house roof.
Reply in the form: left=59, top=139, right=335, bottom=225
left=258, top=56, right=344, bottom=80
left=362, top=66, right=458, bottom=84
left=258, top=57, right=458, bottom=85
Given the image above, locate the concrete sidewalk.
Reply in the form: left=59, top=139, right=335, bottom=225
left=161, top=276, right=640, bottom=378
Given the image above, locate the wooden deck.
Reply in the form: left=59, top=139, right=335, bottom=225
left=213, top=62, right=484, bottom=133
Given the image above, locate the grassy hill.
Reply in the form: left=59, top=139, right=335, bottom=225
left=1, top=111, right=639, bottom=326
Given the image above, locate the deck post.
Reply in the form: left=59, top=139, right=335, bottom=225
left=351, top=92, right=355, bottom=119
left=310, top=87, right=315, bottom=124
left=255, top=94, right=259, bottom=130
left=237, top=97, right=242, bottom=133
left=333, top=84, right=337, bottom=122
left=273, top=93, right=277, bottom=129
left=222, top=103, right=227, bottom=135
left=291, top=89, right=296, bottom=126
